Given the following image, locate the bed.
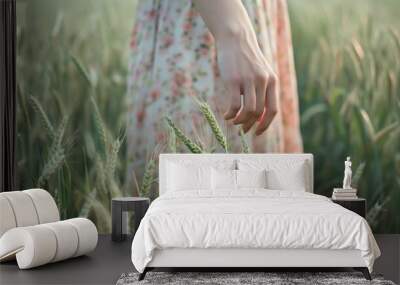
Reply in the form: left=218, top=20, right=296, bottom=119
left=131, top=154, right=380, bottom=280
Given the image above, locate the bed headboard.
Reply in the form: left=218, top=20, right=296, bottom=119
left=159, top=153, right=314, bottom=195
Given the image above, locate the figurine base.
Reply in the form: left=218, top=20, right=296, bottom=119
left=334, top=188, right=357, bottom=192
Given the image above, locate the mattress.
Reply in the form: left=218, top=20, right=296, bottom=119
left=131, top=189, right=380, bottom=273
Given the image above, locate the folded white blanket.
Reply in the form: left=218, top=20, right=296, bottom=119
left=131, top=190, right=380, bottom=273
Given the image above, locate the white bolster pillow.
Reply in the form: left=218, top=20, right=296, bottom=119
left=0, top=218, right=98, bottom=269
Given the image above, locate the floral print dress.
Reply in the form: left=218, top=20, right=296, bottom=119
left=126, top=0, right=303, bottom=165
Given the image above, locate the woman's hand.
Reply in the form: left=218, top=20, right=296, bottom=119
left=194, top=0, right=278, bottom=135
left=216, top=30, right=278, bottom=135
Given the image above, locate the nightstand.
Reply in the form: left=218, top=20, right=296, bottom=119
left=111, top=197, right=150, bottom=242
left=331, top=198, right=366, bottom=218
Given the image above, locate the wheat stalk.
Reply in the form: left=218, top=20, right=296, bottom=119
left=165, top=117, right=203, bottom=153
left=54, top=187, right=63, bottom=216
left=196, top=100, right=228, bottom=152
left=367, top=196, right=390, bottom=228
left=29, top=96, right=55, bottom=138
left=140, top=159, right=156, bottom=198
left=106, top=138, right=121, bottom=180
left=55, top=117, right=68, bottom=146
left=90, top=96, right=108, bottom=160
left=351, top=162, right=365, bottom=188
left=88, top=196, right=111, bottom=233
left=109, top=178, right=123, bottom=198
left=71, top=54, right=93, bottom=86
left=79, top=188, right=98, bottom=218
left=38, top=144, right=66, bottom=187
left=166, top=123, right=177, bottom=153
left=239, top=128, right=250, bottom=153
left=131, top=168, right=141, bottom=197
left=95, top=156, right=107, bottom=195
left=37, top=117, right=68, bottom=187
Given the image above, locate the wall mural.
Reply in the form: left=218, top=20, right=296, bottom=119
left=16, top=0, right=400, bottom=233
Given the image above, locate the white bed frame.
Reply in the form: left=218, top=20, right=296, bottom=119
left=140, top=154, right=370, bottom=280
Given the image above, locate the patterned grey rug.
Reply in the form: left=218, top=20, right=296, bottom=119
left=116, top=272, right=395, bottom=285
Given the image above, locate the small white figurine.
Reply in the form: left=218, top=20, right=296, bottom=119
left=343, top=156, right=352, bottom=189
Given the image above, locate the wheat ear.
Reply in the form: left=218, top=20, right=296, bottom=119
left=106, top=138, right=121, bottom=180
left=90, top=96, right=108, bottom=160
left=38, top=117, right=68, bottom=187
left=165, top=117, right=203, bottom=153
left=140, top=159, right=156, bottom=198
left=71, top=54, right=93, bottom=86
left=29, top=96, right=55, bottom=138
left=196, top=100, right=228, bottom=152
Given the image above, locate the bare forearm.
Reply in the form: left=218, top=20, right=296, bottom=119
left=193, top=0, right=256, bottom=42
left=194, top=0, right=278, bottom=135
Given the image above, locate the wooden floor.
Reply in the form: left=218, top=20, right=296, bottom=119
left=0, top=235, right=399, bottom=285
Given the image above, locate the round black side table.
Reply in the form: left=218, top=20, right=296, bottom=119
left=111, top=197, right=150, bottom=242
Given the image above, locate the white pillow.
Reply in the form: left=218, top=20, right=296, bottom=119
left=211, top=168, right=236, bottom=190
left=167, top=162, right=211, bottom=191
left=266, top=169, right=306, bottom=191
left=236, top=169, right=267, bottom=189
left=212, top=169, right=268, bottom=190
left=238, top=159, right=308, bottom=191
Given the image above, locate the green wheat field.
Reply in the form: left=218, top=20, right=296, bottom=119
left=16, top=0, right=400, bottom=233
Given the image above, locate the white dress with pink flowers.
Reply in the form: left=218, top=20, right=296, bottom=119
left=126, top=0, right=302, bottom=166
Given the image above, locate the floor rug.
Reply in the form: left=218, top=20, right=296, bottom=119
left=116, top=271, right=395, bottom=285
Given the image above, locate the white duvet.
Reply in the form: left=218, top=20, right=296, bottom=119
left=131, top=190, right=380, bottom=273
